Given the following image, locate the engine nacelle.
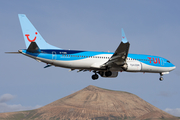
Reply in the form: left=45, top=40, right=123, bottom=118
left=126, top=61, right=142, bottom=72
left=99, top=71, right=118, bottom=78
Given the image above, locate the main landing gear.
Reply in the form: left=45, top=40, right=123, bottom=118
left=92, top=73, right=99, bottom=80
left=91, top=71, right=113, bottom=80
left=92, top=71, right=99, bottom=80
left=159, top=73, right=164, bottom=81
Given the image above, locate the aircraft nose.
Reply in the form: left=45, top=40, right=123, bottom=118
left=171, top=65, right=176, bottom=71
left=173, top=66, right=176, bottom=70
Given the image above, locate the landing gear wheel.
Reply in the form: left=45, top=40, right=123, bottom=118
left=159, top=73, right=164, bottom=81
left=105, top=71, right=112, bottom=77
left=92, top=74, right=99, bottom=80
left=159, top=77, right=163, bottom=81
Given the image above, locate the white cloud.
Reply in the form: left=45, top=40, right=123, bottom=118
left=0, top=103, right=41, bottom=113
left=0, top=94, right=15, bottom=103
left=164, top=108, right=180, bottom=117
left=0, top=94, right=42, bottom=113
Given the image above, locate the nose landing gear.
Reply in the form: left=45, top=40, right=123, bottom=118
left=159, top=77, right=163, bottom=81
left=159, top=73, right=164, bottom=81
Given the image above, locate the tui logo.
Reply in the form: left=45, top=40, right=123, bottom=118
left=25, top=32, right=38, bottom=42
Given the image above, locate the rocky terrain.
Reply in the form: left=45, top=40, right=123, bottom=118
left=0, top=85, right=179, bottom=120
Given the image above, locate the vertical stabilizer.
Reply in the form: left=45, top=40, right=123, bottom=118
left=18, top=14, right=60, bottom=49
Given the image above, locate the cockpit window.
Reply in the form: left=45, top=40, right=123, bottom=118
left=167, top=60, right=171, bottom=63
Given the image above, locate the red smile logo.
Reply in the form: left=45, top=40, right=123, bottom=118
left=25, top=32, right=38, bottom=42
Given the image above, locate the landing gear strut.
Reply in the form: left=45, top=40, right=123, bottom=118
left=159, top=73, right=164, bottom=81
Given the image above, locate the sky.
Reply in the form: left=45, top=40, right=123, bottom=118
left=0, top=0, right=180, bottom=117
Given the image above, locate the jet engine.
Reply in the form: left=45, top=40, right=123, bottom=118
left=98, top=71, right=118, bottom=78
left=126, top=61, right=142, bottom=72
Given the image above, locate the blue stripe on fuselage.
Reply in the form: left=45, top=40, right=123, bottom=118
left=22, top=49, right=113, bottom=61
left=21, top=49, right=175, bottom=68
left=128, top=54, right=174, bottom=67
left=41, top=49, right=85, bottom=54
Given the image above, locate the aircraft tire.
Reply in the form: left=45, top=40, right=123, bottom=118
left=159, top=77, right=163, bottom=81
left=92, top=74, right=99, bottom=80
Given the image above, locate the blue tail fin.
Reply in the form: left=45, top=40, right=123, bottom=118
left=18, top=14, right=60, bottom=49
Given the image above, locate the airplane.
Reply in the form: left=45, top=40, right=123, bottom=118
left=8, top=14, right=176, bottom=81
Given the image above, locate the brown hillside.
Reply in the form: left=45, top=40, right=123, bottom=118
left=0, top=85, right=178, bottom=120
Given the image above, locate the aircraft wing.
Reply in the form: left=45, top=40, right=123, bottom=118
left=102, top=29, right=130, bottom=67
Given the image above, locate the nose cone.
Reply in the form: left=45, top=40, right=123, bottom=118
left=172, top=65, right=176, bottom=71
left=170, top=63, right=176, bottom=71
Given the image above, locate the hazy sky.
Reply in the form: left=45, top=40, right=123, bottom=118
left=0, top=0, right=180, bottom=117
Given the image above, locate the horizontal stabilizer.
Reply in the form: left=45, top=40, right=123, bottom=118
left=5, top=52, right=21, bottom=54
left=44, top=64, right=52, bottom=68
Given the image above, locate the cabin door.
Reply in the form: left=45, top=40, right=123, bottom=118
left=52, top=51, right=56, bottom=60
left=160, top=58, right=164, bottom=66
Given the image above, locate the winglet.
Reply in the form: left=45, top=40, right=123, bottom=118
left=121, top=28, right=128, bottom=43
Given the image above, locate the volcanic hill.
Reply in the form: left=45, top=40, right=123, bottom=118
left=0, top=85, right=178, bottom=120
